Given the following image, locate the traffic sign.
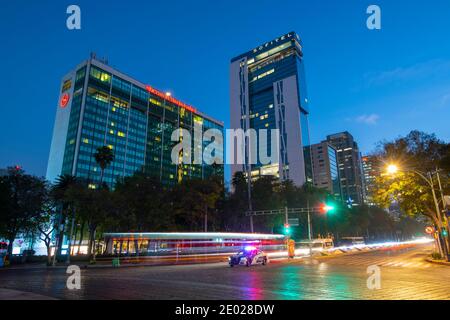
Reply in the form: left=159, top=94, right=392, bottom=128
left=288, top=218, right=299, bottom=226
left=425, top=226, right=434, bottom=234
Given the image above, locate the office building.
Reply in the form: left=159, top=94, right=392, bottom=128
left=362, top=155, right=381, bottom=205
left=47, top=55, right=224, bottom=188
left=230, top=32, right=312, bottom=186
left=326, top=132, right=365, bottom=205
left=311, top=141, right=342, bottom=199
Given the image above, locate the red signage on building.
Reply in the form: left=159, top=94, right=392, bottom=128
left=145, top=85, right=197, bottom=114
left=60, top=93, right=70, bottom=108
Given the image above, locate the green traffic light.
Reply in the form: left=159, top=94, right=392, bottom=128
left=321, top=203, right=335, bottom=213
left=284, top=224, right=291, bottom=235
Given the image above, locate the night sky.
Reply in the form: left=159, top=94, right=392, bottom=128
left=1, top=0, right=449, bottom=183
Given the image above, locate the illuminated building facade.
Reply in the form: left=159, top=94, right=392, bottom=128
left=46, top=56, right=223, bottom=188
left=229, top=32, right=312, bottom=186
left=311, top=141, right=342, bottom=199
left=326, top=131, right=365, bottom=205
left=362, top=155, right=381, bottom=205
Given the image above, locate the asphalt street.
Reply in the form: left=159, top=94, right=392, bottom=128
left=0, top=244, right=448, bottom=300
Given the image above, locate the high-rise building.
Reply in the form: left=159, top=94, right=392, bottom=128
left=326, top=132, right=365, bottom=205
left=362, top=155, right=381, bottom=205
left=46, top=55, right=223, bottom=188
left=0, top=168, right=8, bottom=177
left=229, top=32, right=312, bottom=186
left=311, top=141, right=342, bottom=199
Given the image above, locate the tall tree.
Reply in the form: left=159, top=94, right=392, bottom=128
left=113, top=173, right=168, bottom=232
left=372, top=131, right=450, bottom=257
left=51, top=174, right=78, bottom=263
left=94, top=146, right=114, bottom=186
left=170, top=178, right=223, bottom=231
left=0, top=167, right=47, bottom=256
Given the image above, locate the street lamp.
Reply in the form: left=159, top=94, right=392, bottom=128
left=387, top=164, right=399, bottom=175
left=385, top=163, right=449, bottom=260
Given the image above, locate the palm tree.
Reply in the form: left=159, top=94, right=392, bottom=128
left=90, top=146, right=114, bottom=263
left=51, top=174, right=77, bottom=265
left=94, top=146, right=114, bottom=187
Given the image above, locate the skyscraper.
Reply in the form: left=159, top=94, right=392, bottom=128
left=229, top=32, right=312, bottom=186
left=326, top=132, right=365, bottom=205
left=362, top=155, right=381, bottom=205
left=311, top=141, right=342, bottom=199
left=46, top=55, right=223, bottom=188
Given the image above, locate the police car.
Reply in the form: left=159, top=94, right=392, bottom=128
left=228, top=246, right=268, bottom=267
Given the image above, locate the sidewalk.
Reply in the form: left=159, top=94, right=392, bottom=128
left=0, top=288, right=56, bottom=300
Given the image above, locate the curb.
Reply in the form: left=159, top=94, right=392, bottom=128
left=425, top=258, right=450, bottom=266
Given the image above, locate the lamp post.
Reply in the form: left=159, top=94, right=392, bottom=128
left=387, top=164, right=449, bottom=260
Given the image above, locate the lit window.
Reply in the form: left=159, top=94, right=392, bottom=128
left=117, top=131, right=125, bottom=137
left=100, top=73, right=110, bottom=82
left=150, top=98, right=162, bottom=106
left=109, top=130, right=114, bottom=135
left=108, top=145, right=113, bottom=149
left=83, top=138, right=89, bottom=144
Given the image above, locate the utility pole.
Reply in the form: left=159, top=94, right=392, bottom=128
left=204, top=205, right=208, bottom=233
left=247, top=171, right=253, bottom=233
left=307, top=200, right=312, bottom=256
left=435, top=169, right=449, bottom=259
left=429, top=172, right=448, bottom=259
left=284, top=206, right=289, bottom=225
left=307, top=200, right=312, bottom=241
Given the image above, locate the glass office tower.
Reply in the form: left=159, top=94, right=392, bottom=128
left=311, top=141, right=342, bottom=200
left=47, top=55, right=223, bottom=188
left=230, top=32, right=312, bottom=186
left=326, top=131, right=365, bottom=205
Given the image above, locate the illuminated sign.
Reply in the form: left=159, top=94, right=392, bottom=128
left=62, top=79, right=72, bottom=92
left=60, top=93, right=70, bottom=108
left=252, top=32, right=299, bottom=53
left=145, top=85, right=197, bottom=114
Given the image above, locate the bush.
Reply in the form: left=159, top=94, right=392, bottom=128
left=431, top=252, right=442, bottom=260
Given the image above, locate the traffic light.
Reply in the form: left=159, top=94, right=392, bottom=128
left=442, top=229, right=448, bottom=237
left=283, top=223, right=291, bottom=235
left=319, top=203, right=335, bottom=214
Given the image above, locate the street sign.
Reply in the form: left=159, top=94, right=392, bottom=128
left=425, top=226, right=435, bottom=234
left=288, top=218, right=299, bottom=226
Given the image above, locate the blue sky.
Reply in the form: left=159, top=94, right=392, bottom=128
left=1, top=0, right=449, bottom=183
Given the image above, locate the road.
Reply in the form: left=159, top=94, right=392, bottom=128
left=0, top=244, right=449, bottom=300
